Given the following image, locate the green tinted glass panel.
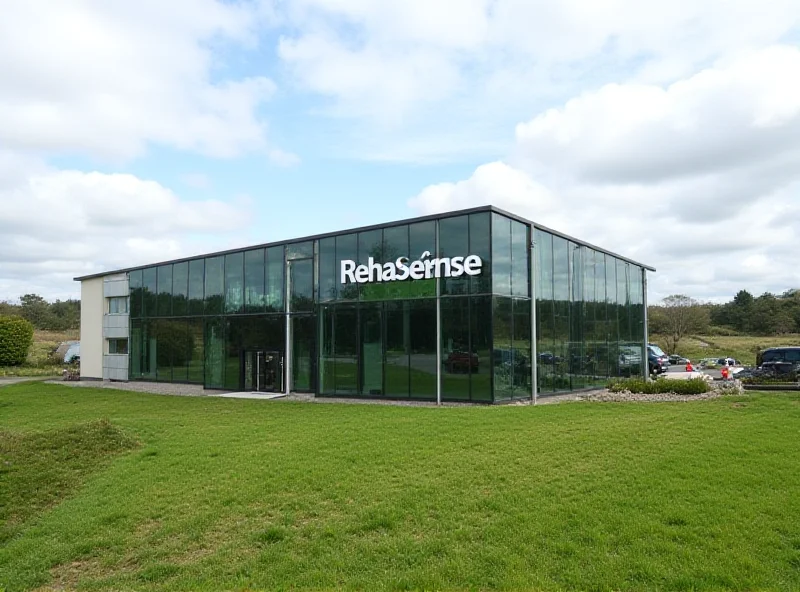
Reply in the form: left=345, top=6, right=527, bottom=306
left=511, top=220, right=529, bottom=297
left=384, top=301, right=409, bottom=398
left=492, top=296, right=513, bottom=400
left=360, top=303, right=383, bottom=396
left=492, top=214, right=511, bottom=296
left=156, top=265, right=172, bottom=317
left=172, top=262, right=188, bottom=316
left=290, top=259, right=313, bottom=312
left=408, top=222, right=436, bottom=299
left=129, top=269, right=143, bottom=318
left=471, top=296, right=492, bottom=401
left=225, top=252, right=244, bottom=314
left=204, top=317, right=225, bottom=388
left=408, top=299, right=436, bottom=399
left=287, top=241, right=313, bottom=260
left=244, top=249, right=265, bottom=313
left=512, top=298, right=532, bottom=398
left=142, top=267, right=157, bottom=318
left=187, top=318, right=204, bottom=384
left=266, top=246, right=284, bottom=312
left=336, top=234, right=358, bottom=301
left=469, top=213, right=491, bottom=295
left=129, top=318, right=142, bottom=379
left=358, top=229, right=383, bottom=300
left=334, top=305, right=358, bottom=395
left=204, top=256, right=224, bottom=315
left=292, top=315, right=315, bottom=391
left=318, top=238, right=336, bottom=302
left=318, top=305, right=335, bottom=395
left=441, top=297, right=471, bottom=401
left=188, top=259, right=204, bottom=315
left=439, top=216, right=469, bottom=296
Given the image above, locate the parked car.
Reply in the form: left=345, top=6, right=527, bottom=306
left=444, top=350, right=479, bottom=373
left=756, top=346, right=800, bottom=376
left=669, top=354, right=689, bottom=365
left=648, top=344, right=670, bottom=375
left=64, top=342, right=80, bottom=364
left=716, top=357, right=741, bottom=367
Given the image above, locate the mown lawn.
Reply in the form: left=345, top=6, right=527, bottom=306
left=1, top=383, right=799, bottom=591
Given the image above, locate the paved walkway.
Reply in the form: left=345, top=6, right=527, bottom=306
left=0, top=376, right=57, bottom=388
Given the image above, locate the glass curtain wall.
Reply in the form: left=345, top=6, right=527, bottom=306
left=534, top=227, right=646, bottom=394
left=129, top=246, right=287, bottom=390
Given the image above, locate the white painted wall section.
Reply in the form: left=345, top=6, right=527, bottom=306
left=80, top=277, right=104, bottom=379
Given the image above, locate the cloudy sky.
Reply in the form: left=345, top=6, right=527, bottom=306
left=1, top=0, right=799, bottom=303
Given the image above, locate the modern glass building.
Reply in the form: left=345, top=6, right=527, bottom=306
left=75, top=206, right=653, bottom=403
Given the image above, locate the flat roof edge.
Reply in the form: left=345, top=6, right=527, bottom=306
left=74, top=205, right=655, bottom=280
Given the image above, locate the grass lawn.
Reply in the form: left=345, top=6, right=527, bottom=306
left=1, top=383, right=799, bottom=591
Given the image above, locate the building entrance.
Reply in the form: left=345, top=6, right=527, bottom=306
left=243, top=350, right=282, bottom=392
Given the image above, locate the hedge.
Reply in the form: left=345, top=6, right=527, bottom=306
left=0, top=316, right=34, bottom=366
left=607, top=377, right=710, bottom=395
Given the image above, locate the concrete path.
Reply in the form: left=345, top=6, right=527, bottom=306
left=0, top=376, right=58, bottom=388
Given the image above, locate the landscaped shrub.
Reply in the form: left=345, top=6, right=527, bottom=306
left=607, top=377, right=710, bottom=395
left=741, top=372, right=798, bottom=385
left=0, top=316, right=35, bottom=366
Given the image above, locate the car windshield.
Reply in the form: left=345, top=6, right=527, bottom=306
left=649, top=345, right=666, bottom=356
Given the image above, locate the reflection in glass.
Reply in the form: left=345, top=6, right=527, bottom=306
left=244, top=249, right=265, bottom=313
left=225, top=252, right=244, bottom=314
left=129, top=318, right=142, bottom=378
left=385, top=301, right=410, bottom=397
left=287, top=241, right=313, bottom=260
left=441, top=297, right=470, bottom=400
left=334, top=305, right=358, bottom=394
left=469, top=213, right=491, bottom=295
left=129, top=269, right=143, bottom=318
left=172, top=262, right=188, bottom=316
left=318, top=237, right=336, bottom=302
left=188, top=259, right=204, bottom=315
left=204, top=257, right=224, bottom=315
left=492, top=297, right=513, bottom=400
left=513, top=298, right=531, bottom=398
left=336, top=234, right=358, bottom=301
left=511, top=220, right=529, bottom=297
left=292, top=315, right=315, bottom=392
left=492, top=214, right=511, bottom=295
left=439, top=216, right=468, bottom=296
left=360, top=303, right=383, bottom=395
left=204, top=317, right=225, bottom=388
left=290, top=259, right=314, bottom=312
left=409, top=299, right=436, bottom=399
left=265, top=246, right=285, bottom=312
left=142, top=267, right=157, bottom=318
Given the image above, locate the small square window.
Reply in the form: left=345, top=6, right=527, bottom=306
left=108, top=338, right=128, bottom=355
left=108, top=296, right=129, bottom=314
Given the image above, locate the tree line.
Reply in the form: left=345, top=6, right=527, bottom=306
left=648, top=289, right=800, bottom=353
left=0, top=294, right=80, bottom=331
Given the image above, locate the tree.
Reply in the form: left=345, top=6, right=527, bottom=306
left=658, top=294, right=710, bottom=354
left=19, top=293, right=52, bottom=329
left=0, top=316, right=34, bottom=366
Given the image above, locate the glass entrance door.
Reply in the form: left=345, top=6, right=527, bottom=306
left=243, top=350, right=282, bottom=392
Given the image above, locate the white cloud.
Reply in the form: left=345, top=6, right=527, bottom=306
left=0, top=0, right=278, bottom=161
left=0, top=165, right=250, bottom=301
left=408, top=47, right=800, bottom=302
left=515, top=46, right=800, bottom=184
left=275, top=0, right=800, bottom=160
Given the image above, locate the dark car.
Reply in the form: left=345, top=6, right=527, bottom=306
left=444, top=350, right=479, bottom=373
left=756, top=347, right=800, bottom=376
left=648, top=344, right=670, bottom=375
left=668, top=354, right=689, bottom=365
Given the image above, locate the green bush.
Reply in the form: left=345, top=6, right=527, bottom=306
left=741, top=372, right=798, bottom=385
left=0, top=316, right=34, bottom=366
left=607, top=377, right=710, bottom=395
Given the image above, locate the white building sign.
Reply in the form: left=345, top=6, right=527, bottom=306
left=341, top=251, right=482, bottom=284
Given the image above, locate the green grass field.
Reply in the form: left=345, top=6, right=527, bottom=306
left=1, top=383, right=799, bottom=591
